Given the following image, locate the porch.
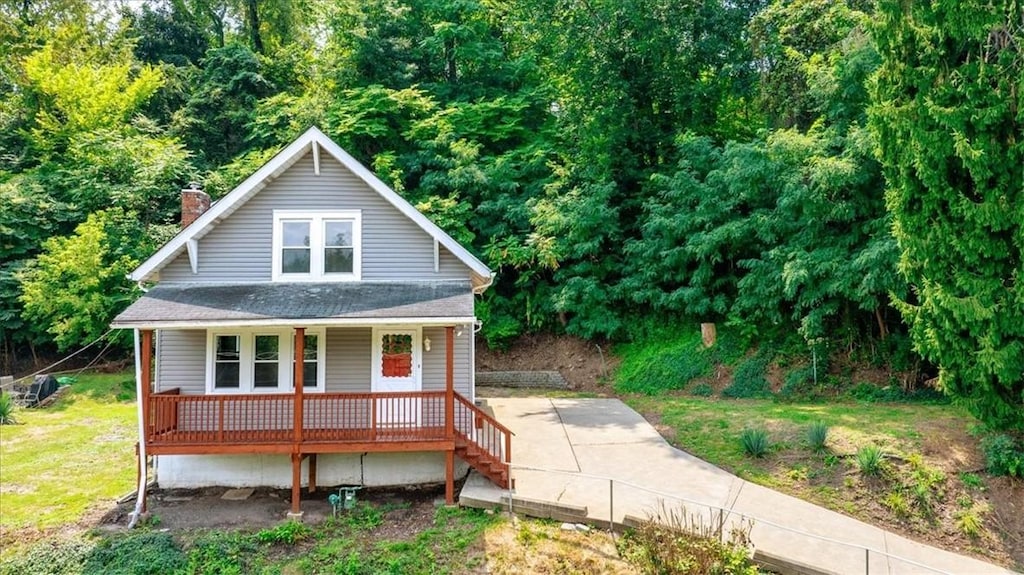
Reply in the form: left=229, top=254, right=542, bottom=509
left=135, top=327, right=512, bottom=518
left=144, top=389, right=510, bottom=469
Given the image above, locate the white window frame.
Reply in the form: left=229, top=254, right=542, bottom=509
left=205, top=328, right=326, bottom=394
left=272, top=210, right=362, bottom=282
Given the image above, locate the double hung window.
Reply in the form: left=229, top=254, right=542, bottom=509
left=207, top=329, right=324, bottom=393
left=273, top=211, right=361, bottom=281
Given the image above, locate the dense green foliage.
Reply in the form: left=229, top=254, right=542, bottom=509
left=981, top=434, right=1024, bottom=478
left=870, top=0, right=1024, bottom=431
left=1, top=0, right=1019, bottom=429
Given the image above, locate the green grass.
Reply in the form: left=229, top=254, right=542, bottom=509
left=624, top=395, right=970, bottom=481
left=0, top=371, right=137, bottom=541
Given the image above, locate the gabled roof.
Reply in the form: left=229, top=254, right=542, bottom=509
left=130, top=126, right=492, bottom=290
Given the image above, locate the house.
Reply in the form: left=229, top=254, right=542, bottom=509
left=111, top=127, right=511, bottom=519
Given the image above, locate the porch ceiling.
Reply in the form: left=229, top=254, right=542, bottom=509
left=111, top=281, right=475, bottom=328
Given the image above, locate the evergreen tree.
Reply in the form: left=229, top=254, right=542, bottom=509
left=871, top=0, right=1024, bottom=429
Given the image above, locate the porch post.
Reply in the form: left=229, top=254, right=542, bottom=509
left=445, top=325, right=455, bottom=504
left=290, top=453, right=302, bottom=516
left=290, top=328, right=305, bottom=519
left=293, top=327, right=305, bottom=444
left=140, top=330, right=153, bottom=442
left=137, top=329, right=154, bottom=514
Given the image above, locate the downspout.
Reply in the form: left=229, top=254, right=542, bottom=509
left=128, top=328, right=148, bottom=528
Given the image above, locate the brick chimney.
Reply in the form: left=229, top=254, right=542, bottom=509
left=180, top=183, right=210, bottom=228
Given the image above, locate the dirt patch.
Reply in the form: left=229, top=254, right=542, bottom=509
left=987, top=477, right=1024, bottom=566
left=96, top=483, right=448, bottom=536
left=476, top=334, right=617, bottom=391
left=483, top=518, right=636, bottom=574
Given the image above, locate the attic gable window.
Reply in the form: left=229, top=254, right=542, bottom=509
left=272, top=210, right=362, bottom=281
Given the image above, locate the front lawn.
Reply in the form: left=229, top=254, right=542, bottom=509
left=0, top=371, right=137, bottom=549
left=625, top=395, right=1019, bottom=567
left=624, top=396, right=966, bottom=481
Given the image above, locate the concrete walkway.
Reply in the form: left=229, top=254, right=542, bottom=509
left=459, top=398, right=1015, bottom=575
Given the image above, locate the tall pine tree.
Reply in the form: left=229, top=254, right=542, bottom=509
left=871, top=1, right=1024, bottom=430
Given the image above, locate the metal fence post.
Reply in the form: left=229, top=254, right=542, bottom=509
left=865, top=548, right=869, bottom=575
left=609, top=478, right=614, bottom=535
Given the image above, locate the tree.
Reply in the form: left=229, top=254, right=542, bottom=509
left=172, top=44, right=275, bottom=168
left=124, top=3, right=209, bottom=67
left=19, top=209, right=175, bottom=350
left=871, top=0, right=1024, bottom=429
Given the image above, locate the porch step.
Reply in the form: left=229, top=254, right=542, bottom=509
left=456, top=445, right=510, bottom=489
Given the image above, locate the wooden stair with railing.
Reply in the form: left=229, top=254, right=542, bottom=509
left=453, top=395, right=512, bottom=489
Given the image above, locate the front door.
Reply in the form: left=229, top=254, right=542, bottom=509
left=371, top=327, right=421, bottom=425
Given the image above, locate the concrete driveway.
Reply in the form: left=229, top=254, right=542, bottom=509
left=460, top=398, right=1013, bottom=575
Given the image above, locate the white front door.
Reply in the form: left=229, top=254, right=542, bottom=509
left=371, top=327, right=422, bottom=424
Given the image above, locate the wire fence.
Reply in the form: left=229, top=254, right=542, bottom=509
left=504, top=464, right=956, bottom=575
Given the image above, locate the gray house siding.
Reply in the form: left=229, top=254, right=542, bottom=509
left=155, top=330, right=205, bottom=394
left=161, top=153, right=472, bottom=283
left=155, top=326, right=470, bottom=395
left=421, top=326, right=471, bottom=396
left=325, top=327, right=371, bottom=392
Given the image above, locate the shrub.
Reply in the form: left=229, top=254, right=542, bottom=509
left=82, top=532, right=186, bottom=575
left=847, top=382, right=946, bottom=403
left=856, top=445, right=884, bottom=476
left=981, top=434, right=1024, bottom=478
left=740, top=428, right=770, bottom=458
left=0, top=392, right=16, bottom=425
left=617, top=504, right=758, bottom=575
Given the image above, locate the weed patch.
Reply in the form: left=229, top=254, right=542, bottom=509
left=83, top=531, right=186, bottom=575
left=0, top=535, right=93, bottom=575
left=617, top=504, right=758, bottom=575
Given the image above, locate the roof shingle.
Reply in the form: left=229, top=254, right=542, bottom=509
left=111, top=281, right=474, bottom=327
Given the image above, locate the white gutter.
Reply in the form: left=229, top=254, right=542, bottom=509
left=110, top=316, right=480, bottom=330
left=472, top=273, right=495, bottom=295
left=127, top=328, right=148, bottom=528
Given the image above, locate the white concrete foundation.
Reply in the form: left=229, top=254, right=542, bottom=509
left=155, top=452, right=468, bottom=489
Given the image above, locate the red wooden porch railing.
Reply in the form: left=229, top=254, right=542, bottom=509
left=146, top=390, right=449, bottom=446
left=453, top=394, right=513, bottom=487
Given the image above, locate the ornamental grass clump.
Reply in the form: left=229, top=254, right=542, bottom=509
left=740, top=428, right=770, bottom=458
left=856, top=445, right=884, bottom=476
left=806, top=421, right=829, bottom=452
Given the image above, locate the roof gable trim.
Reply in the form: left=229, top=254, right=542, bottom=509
left=130, top=127, right=492, bottom=285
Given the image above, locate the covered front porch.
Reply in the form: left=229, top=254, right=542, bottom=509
left=135, top=326, right=511, bottom=516
left=115, top=281, right=512, bottom=518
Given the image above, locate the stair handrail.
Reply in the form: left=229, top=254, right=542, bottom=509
left=454, top=393, right=515, bottom=437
